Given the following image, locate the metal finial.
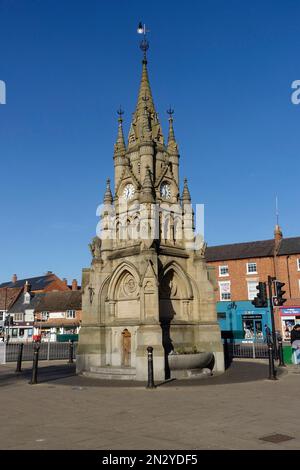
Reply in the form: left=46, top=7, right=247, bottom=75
left=117, top=106, right=124, bottom=122
left=167, top=107, right=174, bottom=116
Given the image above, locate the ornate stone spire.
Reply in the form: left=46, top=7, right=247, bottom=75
left=127, top=40, right=164, bottom=147
left=140, top=165, right=154, bottom=203
left=182, top=178, right=191, bottom=204
left=114, top=107, right=126, bottom=155
left=167, top=107, right=178, bottom=154
left=103, top=178, right=113, bottom=204
left=135, top=59, right=156, bottom=118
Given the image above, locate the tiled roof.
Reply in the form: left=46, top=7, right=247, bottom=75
left=0, top=287, right=22, bottom=310
left=34, top=291, right=82, bottom=313
left=278, top=237, right=300, bottom=256
left=206, top=236, right=300, bottom=262
left=8, top=292, right=42, bottom=314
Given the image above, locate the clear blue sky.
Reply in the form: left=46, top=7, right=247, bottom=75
left=0, top=0, right=299, bottom=284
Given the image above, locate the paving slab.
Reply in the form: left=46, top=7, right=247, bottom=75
left=0, top=359, right=299, bottom=449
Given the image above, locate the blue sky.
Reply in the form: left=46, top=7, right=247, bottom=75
left=0, top=0, right=299, bottom=284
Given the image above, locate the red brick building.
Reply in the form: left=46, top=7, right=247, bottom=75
left=1, top=273, right=80, bottom=342
left=206, top=226, right=300, bottom=341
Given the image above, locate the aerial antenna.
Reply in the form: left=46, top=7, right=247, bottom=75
left=275, top=195, right=279, bottom=226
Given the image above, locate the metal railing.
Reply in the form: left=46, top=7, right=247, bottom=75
left=3, top=341, right=78, bottom=362
left=226, top=341, right=269, bottom=359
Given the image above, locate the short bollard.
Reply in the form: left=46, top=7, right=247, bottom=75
left=277, top=335, right=286, bottom=367
left=68, top=340, right=74, bottom=364
left=268, top=342, right=277, bottom=380
left=15, top=343, right=24, bottom=373
left=29, top=342, right=40, bottom=385
left=146, top=346, right=156, bottom=389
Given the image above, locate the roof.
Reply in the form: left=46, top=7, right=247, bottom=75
left=278, top=237, right=300, bottom=256
left=34, top=290, right=82, bottom=313
left=206, top=236, right=300, bottom=262
left=0, top=274, right=57, bottom=291
left=8, top=292, right=42, bottom=314
left=0, top=287, right=22, bottom=310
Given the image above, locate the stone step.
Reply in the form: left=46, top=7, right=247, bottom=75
left=82, top=366, right=136, bottom=380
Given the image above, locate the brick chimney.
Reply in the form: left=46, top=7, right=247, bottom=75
left=274, top=224, right=283, bottom=255
left=63, top=278, right=68, bottom=287
left=274, top=224, right=283, bottom=242
left=72, top=279, right=78, bottom=291
left=12, top=274, right=17, bottom=284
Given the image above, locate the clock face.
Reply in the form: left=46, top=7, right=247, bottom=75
left=160, top=183, right=171, bottom=199
left=123, top=184, right=135, bottom=200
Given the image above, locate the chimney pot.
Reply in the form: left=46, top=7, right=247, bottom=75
left=72, top=279, right=78, bottom=291
left=12, top=274, right=17, bottom=284
left=24, top=280, right=32, bottom=293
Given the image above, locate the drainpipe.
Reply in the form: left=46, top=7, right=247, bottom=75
left=286, top=255, right=292, bottom=298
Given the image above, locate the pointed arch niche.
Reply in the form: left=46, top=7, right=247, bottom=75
left=107, top=262, right=140, bottom=319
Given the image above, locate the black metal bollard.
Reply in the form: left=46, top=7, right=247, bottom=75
left=146, top=346, right=155, bottom=389
left=15, top=343, right=24, bottom=373
left=68, top=340, right=74, bottom=364
left=277, top=335, right=286, bottom=367
left=268, top=342, right=277, bottom=380
left=29, top=342, right=40, bottom=385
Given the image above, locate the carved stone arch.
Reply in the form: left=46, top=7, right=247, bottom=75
left=107, top=261, right=141, bottom=301
left=159, top=261, right=193, bottom=300
left=173, top=216, right=183, bottom=241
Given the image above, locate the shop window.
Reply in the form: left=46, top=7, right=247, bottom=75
left=247, top=262, right=257, bottom=274
left=19, top=329, right=24, bottom=337
left=28, top=329, right=33, bottom=337
left=242, top=318, right=263, bottom=340
left=219, top=265, right=229, bottom=277
left=12, top=328, right=18, bottom=337
left=0, top=311, right=4, bottom=321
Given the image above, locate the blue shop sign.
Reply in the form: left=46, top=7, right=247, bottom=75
left=281, top=307, right=300, bottom=316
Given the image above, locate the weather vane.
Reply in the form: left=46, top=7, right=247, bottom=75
left=137, top=22, right=150, bottom=61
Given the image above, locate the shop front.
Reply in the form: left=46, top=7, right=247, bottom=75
left=279, top=307, right=300, bottom=342
left=217, top=300, right=272, bottom=343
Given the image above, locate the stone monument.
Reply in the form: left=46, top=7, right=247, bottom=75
left=77, top=31, right=224, bottom=380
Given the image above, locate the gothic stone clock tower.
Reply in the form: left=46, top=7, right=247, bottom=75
left=77, top=41, right=224, bottom=381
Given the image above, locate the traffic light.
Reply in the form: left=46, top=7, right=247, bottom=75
left=273, top=281, right=286, bottom=306
left=252, top=282, right=268, bottom=308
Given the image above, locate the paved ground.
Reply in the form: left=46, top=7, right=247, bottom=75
left=0, top=359, right=299, bottom=450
